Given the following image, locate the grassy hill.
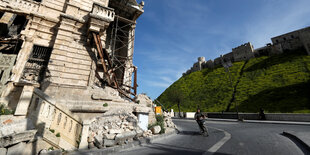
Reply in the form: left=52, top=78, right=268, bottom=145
left=156, top=51, right=310, bottom=113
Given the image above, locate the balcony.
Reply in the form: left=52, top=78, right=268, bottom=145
left=88, top=3, right=114, bottom=32
left=1, top=0, right=40, bottom=13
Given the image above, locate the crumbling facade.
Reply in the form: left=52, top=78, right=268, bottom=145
left=0, top=0, right=144, bottom=115
left=183, top=26, right=310, bottom=76
left=0, top=0, right=177, bottom=153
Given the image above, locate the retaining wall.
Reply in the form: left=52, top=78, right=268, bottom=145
left=175, top=112, right=310, bottom=122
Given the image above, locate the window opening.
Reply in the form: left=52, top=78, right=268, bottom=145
left=22, top=45, right=53, bottom=83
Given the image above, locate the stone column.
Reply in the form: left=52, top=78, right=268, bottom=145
left=79, top=119, right=92, bottom=149
left=122, top=24, right=136, bottom=87
left=14, top=85, right=35, bottom=116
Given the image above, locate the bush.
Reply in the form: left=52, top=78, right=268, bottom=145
left=49, top=129, right=55, bottom=133
left=0, top=104, right=13, bottom=115
left=56, top=133, right=61, bottom=137
left=148, top=115, right=166, bottom=134
left=103, top=103, right=108, bottom=107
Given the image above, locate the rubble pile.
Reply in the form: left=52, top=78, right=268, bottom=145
left=88, top=109, right=151, bottom=148
left=163, top=112, right=177, bottom=129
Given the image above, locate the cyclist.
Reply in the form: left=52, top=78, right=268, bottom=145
left=194, top=108, right=208, bottom=136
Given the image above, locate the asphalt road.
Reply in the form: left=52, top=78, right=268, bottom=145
left=117, top=119, right=310, bottom=155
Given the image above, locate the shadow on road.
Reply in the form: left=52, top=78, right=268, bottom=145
left=143, top=143, right=204, bottom=155
left=281, top=133, right=310, bottom=154
left=178, top=131, right=202, bottom=136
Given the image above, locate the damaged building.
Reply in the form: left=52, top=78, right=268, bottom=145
left=0, top=0, right=176, bottom=153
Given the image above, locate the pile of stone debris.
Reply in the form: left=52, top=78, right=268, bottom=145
left=0, top=116, right=38, bottom=155
left=87, top=109, right=177, bottom=149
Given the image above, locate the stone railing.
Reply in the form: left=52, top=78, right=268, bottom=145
left=90, top=2, right=114, bottom=22
left=1, top=0, right=40, bottom=13
left=27, top=88, right=83, bottom=150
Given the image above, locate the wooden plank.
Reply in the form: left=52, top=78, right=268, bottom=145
left=134, top=67, right=137, bottom=95
left=92, top=32, right=111, bottom=85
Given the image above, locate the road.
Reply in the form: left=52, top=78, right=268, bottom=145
left=117, top=119, right=310, bottom=155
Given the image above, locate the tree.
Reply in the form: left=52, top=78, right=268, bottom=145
left=167, top=88, right=184, bottom=117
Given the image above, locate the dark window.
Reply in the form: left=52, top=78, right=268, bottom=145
left=291, top=35, right=294, bottom=38
left=283, top=37, right=286, bottom=41
left=0, top=12, right=4, bottom=19
left=22, top=45, right=52, bottom=83
left=276, top=40, right=279, bottom=43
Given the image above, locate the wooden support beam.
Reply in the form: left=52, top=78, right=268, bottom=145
left=92, top=32, right=111, bottom=85
left=96, top=34, right=113, bottom=67
left=122, top=84, right=134, bottom=89
left=133, top=67, right=137, bottom=95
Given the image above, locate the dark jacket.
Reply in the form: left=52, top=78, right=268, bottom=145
left=194, top=112, right=205, bottom=122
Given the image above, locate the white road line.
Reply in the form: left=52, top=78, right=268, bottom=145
left=205, top=127, right=231, bottom=154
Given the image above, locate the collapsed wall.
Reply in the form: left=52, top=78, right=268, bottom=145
left=0, top=0, right=178, bottom=154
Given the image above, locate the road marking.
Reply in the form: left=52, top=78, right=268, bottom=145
left=205, top=127, right=231, bottom=154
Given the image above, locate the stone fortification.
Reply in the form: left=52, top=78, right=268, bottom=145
left=183, top=26, right=310, bottom=76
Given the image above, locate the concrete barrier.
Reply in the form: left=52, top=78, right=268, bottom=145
left=206, top=112, right=310, bottom=122
left=185, top=112, right=195, bottom=119
left=265, top=113, right=310, bottom=122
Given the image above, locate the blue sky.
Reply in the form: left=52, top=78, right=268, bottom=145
left=133, top=0, right=310, bottom=100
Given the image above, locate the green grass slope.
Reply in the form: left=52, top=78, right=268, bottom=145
left=156, top=51, right=310, bottom=113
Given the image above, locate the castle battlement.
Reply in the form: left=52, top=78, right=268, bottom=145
left=183, top=26, right=310, bottom=76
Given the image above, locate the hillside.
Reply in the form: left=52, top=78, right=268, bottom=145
left=156, top=51, right=310, bottom=113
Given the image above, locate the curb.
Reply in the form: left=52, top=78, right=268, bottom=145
left=68, top=129, right=178, bottom=155
left=282, top=131, right=310, bottom=152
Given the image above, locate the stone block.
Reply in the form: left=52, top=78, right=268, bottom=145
left=103, top=139, right=115, bottom=147
left=135, top=128, right=143, bottom=137
left=103, top=133, right=116, bottom=140
left=151, top=125, right=161, bottom=134
left=0, top=148, right=7, bottom=155
left=0, top=130, right=37, bottom=148
left=7, top=142, right=28, bottom=155
left=109, top=129, right=122, bottom=134
left=115, top=131, right=136, bottom=143
left=94, top=135, right=103, bottom=148
left=14, top=86, right=35, bottom=116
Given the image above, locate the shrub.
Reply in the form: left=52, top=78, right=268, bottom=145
left=103, top=103, right=108, bottom=107
left=0, top=104, right=13, bottom=115
left=56, top=133, right=61, bottom=137
left=148, top=114, right=166, bottom=134
left=49, top=129, right=55, bottom=133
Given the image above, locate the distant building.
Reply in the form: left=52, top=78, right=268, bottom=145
left=271, top=26, right=310, bottom=55
left=232, top=42, right=254, bottom=62
left=183, top=26, right=310, bottom=76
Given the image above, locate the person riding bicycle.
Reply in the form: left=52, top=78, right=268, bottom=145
left=194, top=108, right=208, bottom=135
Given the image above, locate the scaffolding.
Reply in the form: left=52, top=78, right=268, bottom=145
left=92, top=16, right=138, bottom=101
